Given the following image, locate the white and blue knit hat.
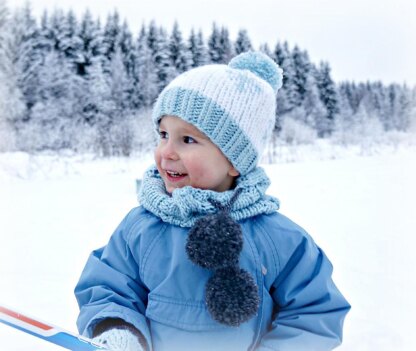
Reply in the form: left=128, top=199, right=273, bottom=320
left=152, top=51, right=283, bottom=175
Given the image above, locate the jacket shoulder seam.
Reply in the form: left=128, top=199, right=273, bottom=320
left=140, top=223, right=169, bottom=280
left=254, top=216, right=281, bottom=274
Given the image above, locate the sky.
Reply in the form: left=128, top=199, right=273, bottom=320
left=9, top=0, right=416, bottom=86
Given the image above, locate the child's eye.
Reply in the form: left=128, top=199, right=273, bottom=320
left=183, top=136, right=196, bottom=144
left=159, top=131, right=168, bottom=139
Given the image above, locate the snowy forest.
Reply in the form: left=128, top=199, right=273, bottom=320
left=0, top=1, right=415, bottom=157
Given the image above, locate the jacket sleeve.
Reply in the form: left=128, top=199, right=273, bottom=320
left=257, top=227, right=351, bottom=351
left=74, top=208, right=152, bottom=349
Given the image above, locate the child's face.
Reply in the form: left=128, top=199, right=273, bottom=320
left=155, top=115, right=239, bottom=193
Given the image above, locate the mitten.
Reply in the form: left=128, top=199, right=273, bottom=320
left=92, top=328, right=145, bottom=351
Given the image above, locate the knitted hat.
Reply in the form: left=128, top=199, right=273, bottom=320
left=152, top=51, right=283, bottom=175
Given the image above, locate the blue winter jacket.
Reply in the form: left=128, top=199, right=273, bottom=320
left=75, top=206, right=350, bottom=351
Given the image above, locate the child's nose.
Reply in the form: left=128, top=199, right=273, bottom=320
left=161, top=140, right=179, bottom=160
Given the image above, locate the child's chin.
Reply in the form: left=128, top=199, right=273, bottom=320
left=165, top=183, right=185, bottom=194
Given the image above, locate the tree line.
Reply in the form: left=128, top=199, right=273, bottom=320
left=0, top=1, right=415, bottom=155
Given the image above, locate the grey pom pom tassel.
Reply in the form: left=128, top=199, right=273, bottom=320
left=186, top=188, right=260, bottom=326
left=206, top=267, right=259, bottom=326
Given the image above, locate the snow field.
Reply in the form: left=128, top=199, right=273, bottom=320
left=0, top=147, right=415, bottom=350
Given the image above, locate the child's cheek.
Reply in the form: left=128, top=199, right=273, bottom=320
left=185, top=161, right=207, bottom=184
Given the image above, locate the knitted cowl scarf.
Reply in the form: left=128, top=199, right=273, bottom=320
left=139, top=165, right=279, bottom=227
left=138, top=165, right=280, bottom=327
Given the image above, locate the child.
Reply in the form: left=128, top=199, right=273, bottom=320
left=75, top=51, right=350, bottom=351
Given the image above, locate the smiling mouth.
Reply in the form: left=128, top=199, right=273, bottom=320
left=165, top=170, right=187, bottom=181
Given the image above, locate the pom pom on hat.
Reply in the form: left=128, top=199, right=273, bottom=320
left=229, top=51, right=283, bottom=93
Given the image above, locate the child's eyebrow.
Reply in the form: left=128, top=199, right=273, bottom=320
left=159, top=121, right=209, bottom=140
left=182, top=126, right=209, bottom=139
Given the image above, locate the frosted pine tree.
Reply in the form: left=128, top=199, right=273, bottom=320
left=274, top=42, right=298, bottom=115
left=46, top=9, right=84, bottom=73
left=169, top=21, right=192, bottom=74
left=84, top=59, right=116, bottom=156
left=109, top=48, right=130, bottom=112
left=333, top=89, right=382, bottom=147
left=339, top=82, right=358, bottom=113
left=24, top=51, right=80, bottom=151
left=130, top=24, right=145, bottom=108
left=108, top=47, right=135, bottom=155
left=208, top=23, right=222, bottom=63
left=292, top=45, right=311, bottom=104
left=188, top=29, right=209, bottom=67
left=332, top=90, right=355, bottom=145
left=130, top=26, right=159, bottom=153
left=315, top=61, right=339, bottom=134
left=354, top=102, right=384, bottom=150
left=208, top=24, right=234, bottom=64
left=119, top=20, right=135, bottom=78
left=11, top=3, right=42, bottom=112
left=279, top=73, right=321, bottom=145
left=302, top=74, right=328, bottom=135
left=115, top=20, right=135, bottom=111
left=38, top=10, right=53, bottom=53
left=0, top=0, right=25, bottom=151
left=102, top=10, right=121, bottom=74
left=78, top=10, right=104, bottom=76
left=49, top=9, right=66, bottom=52
left=349, top=82, right=363, bottom=113
left=235, top=29, right=252, bottom=54
left=385, top=84, right=401, bottom=130
left=393, top=85, right=413, bottom=131
left=219, top=26, right=234, bottom=63
left=61, top=10, right=83, bottom=70
left=103, top=10, right=121, bottom=58
left=147, top=20, right=159, bottom=55
left=363, top=82, right=386, bottom=129
left=133, top=26, right=158, bottom=109
left=273, top=42, right=285, bottom=72
left=151, top=26, right=176, bottom=93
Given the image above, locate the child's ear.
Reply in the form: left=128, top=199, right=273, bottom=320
left=229, top=167, right=240, bottom=177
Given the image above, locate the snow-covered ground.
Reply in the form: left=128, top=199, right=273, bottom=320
left=1, top=145, right=416, bottom=350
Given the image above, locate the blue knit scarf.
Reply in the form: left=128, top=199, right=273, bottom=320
left=138, top=165, right=280, bottom=228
